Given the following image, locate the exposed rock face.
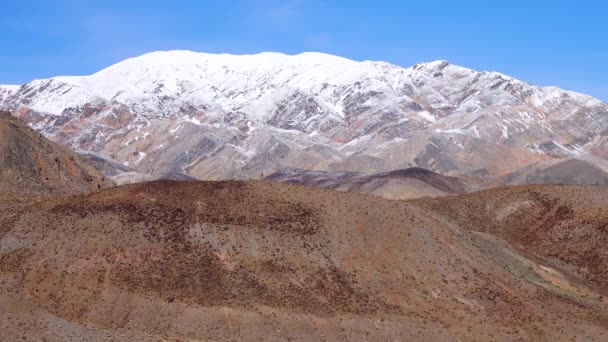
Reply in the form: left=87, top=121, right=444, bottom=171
left=0, top=112, right=111, bottom=196
left=266, top=167, right=471, bottom=199
left=1, top=51, right=607, bottom=181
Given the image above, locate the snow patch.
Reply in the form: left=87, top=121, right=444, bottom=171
left=417, top=111, right=436, bottom=123
left=440, top=128, right=467, bottom=135
left=135, top=151, right=147, bottom=164
left=184, top=116, right=202, bottom=126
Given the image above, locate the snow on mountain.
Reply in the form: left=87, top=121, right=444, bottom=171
left=1, top=50, right=607, bottom=182
left=11, top=51, right=389, bottom=116
left=0, top=85, right=19, bottom=103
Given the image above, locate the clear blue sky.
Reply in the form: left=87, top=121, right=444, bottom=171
left=0, top=0, right=606, bottom=100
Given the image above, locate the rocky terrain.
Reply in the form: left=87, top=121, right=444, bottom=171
left=266, top=167, right=471, bottom=200
left=79, top=151, right=197, bottom=185
left=0, top=113, right=607, bottom=340
left=1, top=52, right=608, bottom=341
left=0, top=179, right=607, bottom=340
left=416, top=185, right=608, bottom=297
left=496, top=158, right=608, bottom=186
left=1, top=51, right=607, bottom=182
left=265, top=159, right=608, bottom=200
left=0, top=111, right=110, bottom=196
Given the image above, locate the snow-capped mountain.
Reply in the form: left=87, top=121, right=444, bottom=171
left=2, top=50, right=607, bottom=182
left=0, top=85, right=18, bottom=103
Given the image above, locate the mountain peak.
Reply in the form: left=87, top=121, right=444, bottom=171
left=425, top=60, right=450, bottom=68
left=0, top=84, right=20, bottom=91
left=411, top=60, right=450, bottom=71
left=0, top=85, right=18, bottom=104
left=98, top=50, right=356, bottom=71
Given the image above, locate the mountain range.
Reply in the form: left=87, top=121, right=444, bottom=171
left=2, top=52, right=608, bottom=340
left=2, top=50, right=607, bottom=183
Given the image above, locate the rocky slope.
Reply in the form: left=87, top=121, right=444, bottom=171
left=266, top=167, right=470, bottom=200
left=416, top=185, right=608, bottom=296
left=1, top=180, right=608, bottom=340
left=496, top=158, right=608, bottom=186
left=2, top=51, right=607, bottom=181
left=78, top=150, right=197, bottom=185
left=0, top=111, right=110, bottom=196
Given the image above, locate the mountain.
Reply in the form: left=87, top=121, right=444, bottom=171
left=0, top=111, right=110, bottom=196
left=1, top=51, right=607, bottom=181
left=0, top=85, right=18, bottom=103
left=266, top=167, right=470, bottom=199
left=496, top=158, right=608, bottom=186
left=79, top=150, right=198, bottom=185
left=2, top=180, right=608, bottom=340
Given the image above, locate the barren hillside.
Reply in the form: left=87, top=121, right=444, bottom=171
left=0, top=111, right=110, bottom=196
left=1, top=180, right=607, bottom=340
left=416, top=184, right=608, bottom=295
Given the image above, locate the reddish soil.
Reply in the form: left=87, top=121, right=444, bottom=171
left=416, top=184, right=608, bottom=296
left=1, top=180, right=608, bottom=340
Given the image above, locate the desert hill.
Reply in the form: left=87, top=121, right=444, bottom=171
left=0, top=111, right=110, bottom=196
left=416, top=184, right=608, bottom=295
left=1, top=180, right=607, bottom=340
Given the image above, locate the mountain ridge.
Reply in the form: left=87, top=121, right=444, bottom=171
left=2, top=51, right=602, bottom=116
left=1, top=50, right=607, bottom=182
left=266, top=166, right=470, bottom=199
left=2, top=51, right=602, bottom=102
left=496, top=158, right=608, bottom=186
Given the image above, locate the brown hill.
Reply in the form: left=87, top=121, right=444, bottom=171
left=266, top=167, right=471, bottom=200
left=416, top=185, right=608, bottom=295
left=0, top=111, right=111, bottom=196
left=1, top=180, right=607, bottom=340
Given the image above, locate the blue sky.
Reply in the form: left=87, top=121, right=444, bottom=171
left=0, top=0, right=606, bottom=100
